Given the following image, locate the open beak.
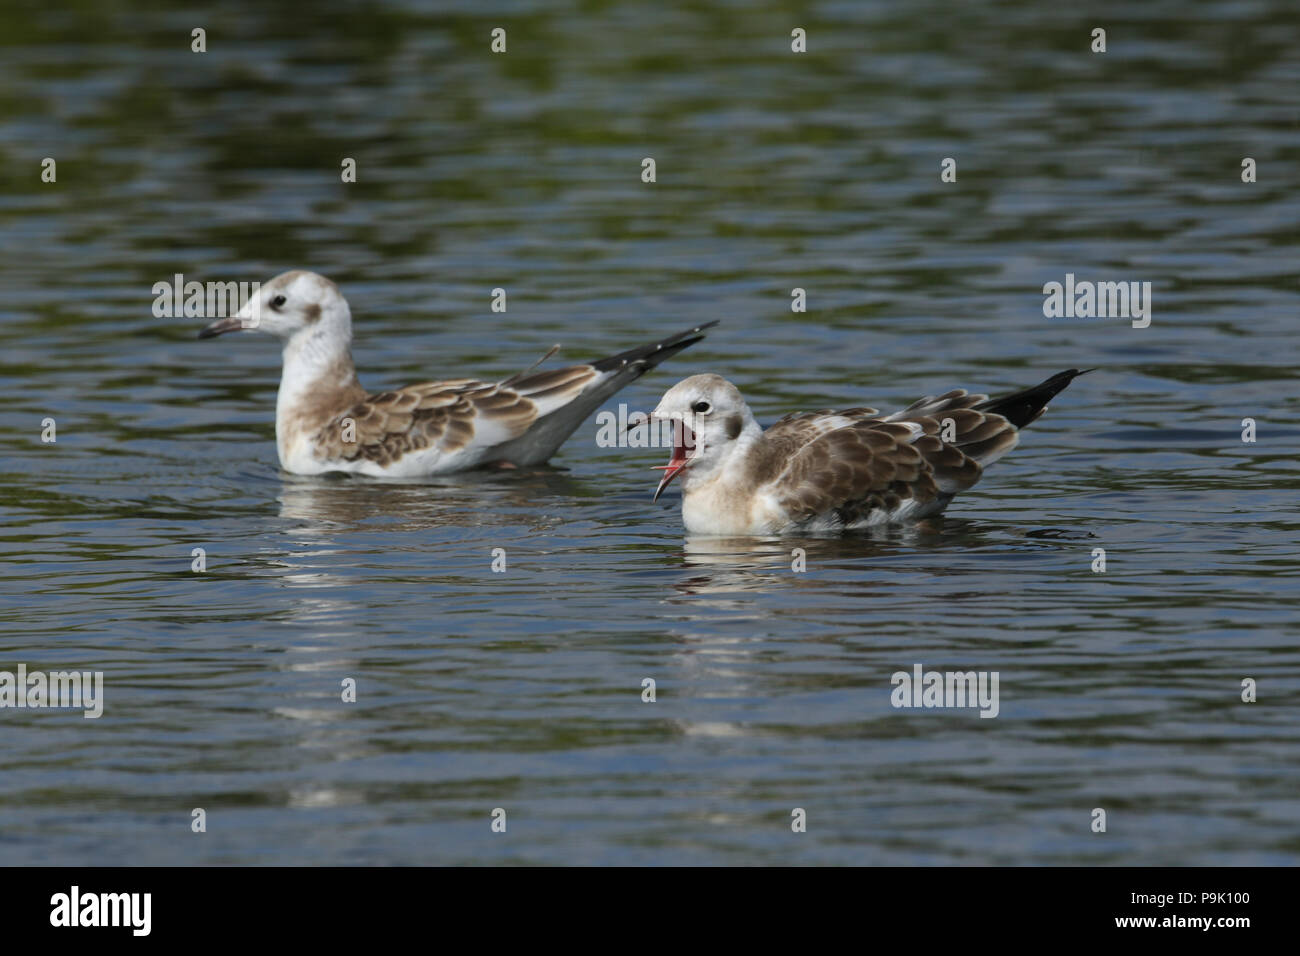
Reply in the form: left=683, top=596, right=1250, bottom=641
left=197, top=315, right=247, bottom=339
left=652, top=421, right=695, bottom=502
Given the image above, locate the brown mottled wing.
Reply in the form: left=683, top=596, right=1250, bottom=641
left=888, top=388, right=986, bottom=419
left=761, top=395, right=1021, bottom=523
left=764, top=418, right=940, bottom=524
left=504, top=363, right=601, bottom=403
left=313, top=363, right=600, bottom=468
left=761, top=408, right=878, bottom=461
left=880, top=389, right=1021, bottom=484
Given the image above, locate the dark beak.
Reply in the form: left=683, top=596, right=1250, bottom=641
left=620, top=410, right=651, bottom=437
left=197, top=316, right=247, bottom=339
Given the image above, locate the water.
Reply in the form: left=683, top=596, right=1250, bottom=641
left=1, top=0, right=1297, bottom=865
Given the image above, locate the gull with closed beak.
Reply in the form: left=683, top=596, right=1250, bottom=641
left=198, top=270, right=716, bottom=477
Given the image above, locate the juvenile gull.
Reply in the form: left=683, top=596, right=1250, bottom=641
left=650, top=369, right=1090, bottom=535
left=198, top=270, right=716, bottom=477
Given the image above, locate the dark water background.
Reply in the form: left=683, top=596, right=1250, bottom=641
left=0, top=0, right=1297, bottom=864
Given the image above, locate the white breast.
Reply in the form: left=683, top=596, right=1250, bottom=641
left=680, top=476, right=770, bottom=535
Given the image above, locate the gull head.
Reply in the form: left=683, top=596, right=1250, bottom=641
left=651, top=373, right=756, bottom=501
left=197, top=270, right=352, bottom=348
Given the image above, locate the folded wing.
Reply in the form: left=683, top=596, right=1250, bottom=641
left=759, top=391, right=1021, bottom=525
left=309, top=366, right=597, bottom=469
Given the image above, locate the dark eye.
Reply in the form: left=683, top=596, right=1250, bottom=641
left=271, top=295, right=287, bottom=310
left=691, top=401, right=711, bottom=413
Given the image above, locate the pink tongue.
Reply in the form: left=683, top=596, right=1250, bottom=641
left=651, top=446, right=688, bottom=473
left=652, top=423, right=693, bottom=469
left=652, top=429, right=693, bottom=500
left=668, top=436, right=689, bottom=468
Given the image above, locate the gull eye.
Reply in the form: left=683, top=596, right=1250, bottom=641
left=271, top=294, right=287, bottom=310
left=691, top=400, right=711, bottom=414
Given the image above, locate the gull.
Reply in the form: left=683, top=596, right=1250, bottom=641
left=650, top=369, right=1091, bottom=535
left=198, top=270, right=716, bottom=477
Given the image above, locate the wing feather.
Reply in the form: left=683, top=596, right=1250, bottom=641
left=309, top=379, right=535, bottom=467
left=757, top=393, right=1022, bottom=524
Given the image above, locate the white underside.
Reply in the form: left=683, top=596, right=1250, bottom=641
left=680, top=487, right=952, bottom=536
left=280, top=437, right=497, bottom=478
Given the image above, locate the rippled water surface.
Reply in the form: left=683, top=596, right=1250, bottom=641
left=1, top=0, right=1298, bottom=864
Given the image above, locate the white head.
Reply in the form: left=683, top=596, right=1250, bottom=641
left=651, top=373, right=761, bottom=500
left=198, top=271, right=353, bottom=361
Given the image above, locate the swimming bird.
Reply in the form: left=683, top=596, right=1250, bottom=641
left=198, top=270, right=716, bottom=477
left=650, top=369, right=1090, bottom=535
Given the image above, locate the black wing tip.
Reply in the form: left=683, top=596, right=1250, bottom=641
left=977, top=366, right=1092, bottom=429
left=1036, top=367, right=1096, bottom=393
left=590, top=320, right=719, bottom=373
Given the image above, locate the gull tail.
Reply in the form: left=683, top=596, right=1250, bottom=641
left=976, top=368, right=1094, bottom=429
